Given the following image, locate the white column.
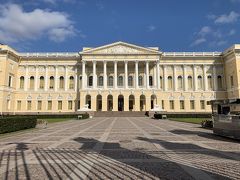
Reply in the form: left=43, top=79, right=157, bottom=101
left=103, top=61, right=107, bottom=89
left=64, top=65, right=68, bottom=91
left=213, top=65, right=217, bottom=91
left=193, top=65, right=197, bottom=91
left=81, top=61, right=86, bottom=89
left=135, top=61, right=139, bottom=89
left=146, top=61, right=149, bottom=89
left=93, top=61, right=96, bottom=88
left=125, top=61, right=128, bottom=89
left=203, top=65, right=208, bottom=91
left=34, top=65, right=38, bottom=91
left=114, top=61, right=118, bottom=88
left=173, top=66, right=177, bottom=91
left=183, top=65, right=187, bottom=91
left=24, top=65, right=28, bottom=91
left=163, top=65, right=167, bottom=91
left=153, top=63, right=157, bottom=88
left=74, top=67, right=78, bottom=91
left=44, top=65, right=48, bottom=91
left=156, top=61, right=160, bottom=89
left=54, top=66, right=58, bottom=91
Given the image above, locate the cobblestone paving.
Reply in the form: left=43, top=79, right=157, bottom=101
left=0, top=117, right=240, bottom=179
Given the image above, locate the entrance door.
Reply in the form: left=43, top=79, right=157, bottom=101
left=118, top=96, right=124, bottom=111
left=108, top=100, right=113, bottom=111
left=129, top=100, right=133, bottom=111
left=140, top=100, right=144, bottom=111
left=98, top=100, right=102, bottom=111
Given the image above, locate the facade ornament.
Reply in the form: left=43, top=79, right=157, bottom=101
left=58, top=95, right=63, bottom=100
left=27, top=95, right=32, bottom=100
left=93, top=45, right=145, bottom=54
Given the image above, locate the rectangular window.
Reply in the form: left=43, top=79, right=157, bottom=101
left=162, top=100, right=164, bottom=109
left=230, top=76, right=234, bottom=88
left=68, top=100, right=73, bottom=110
left=8, top=75, right=12, bottom=87
left=37, top=101, right=42, bottom=110
left=200, top=100, right=205, bottom=110
left=180, top=100, right=185, bottom=110
left=48, top=101, right=52, bottom=110
left=58, top=101, right=62, bottom=110
left=17, top=100, right=21, bottom=110
left=27, top=101, right=32, bottom=110
left=190, top=100, right=195, bottom=110
left=169, top=100, right=174, bottom=110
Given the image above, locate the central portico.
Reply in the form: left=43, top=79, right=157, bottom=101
left=79, top=41, right=161, bottom=112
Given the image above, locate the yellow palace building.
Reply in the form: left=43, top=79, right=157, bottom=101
left=0, top=41, right=239, bottom=115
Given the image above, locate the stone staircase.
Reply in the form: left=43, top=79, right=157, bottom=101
left=94, top=111, right=147, bottom=117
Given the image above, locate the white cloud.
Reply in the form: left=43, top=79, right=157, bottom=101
left=0, top=3, right=78, bottom=43
left=42, top=0, right=57, bottom=4
left=209, top=40, right=227, bottom=47
left=198, top=26, right=212, bottom=36
left=229, top=29, right=236, bottom=36
left=147, top=25, right=156, bottom=32
left=191, top=38, right=206, bottom=46
left=214, top=11, right=240, bottom=24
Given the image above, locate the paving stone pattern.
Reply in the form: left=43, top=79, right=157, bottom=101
left=0, top=117, right=240, bottom=179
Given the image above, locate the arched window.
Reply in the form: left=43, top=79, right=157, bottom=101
left=108, top=76, right=113, bottom=87
left=188, top=76, right=193, bottom=90
left=138, top=76, right=143, bottom=87
left=198, top=75, right=203, bottom=90
left=149, top=76, right=153, bottom=86
left=168, top=76, right=173, bottom=90
left=59, top=76, right=64, bottom=89
left=128, top=76, right=133, bottom=87
left=217, top=75, right=223, bottom=89
left=49, top=76, right=54, bottom=89
left=30, top=76, right=34, bottom=89
left=98, top=76, right=103, bottom=87
left=69, top=76, right=74, bottom=89
left=19, top=76, right=24, bottom=89
left=177, top=76, right=183, bottom=90
left=39, top=76, right=44, bottom=89
left=160, top=76, right=163, bottom=89
left=88, top=76, right=93, bottom=87
left=118, top=76, right=123, bottom=87
left=207, top=75, right=212, bottom=90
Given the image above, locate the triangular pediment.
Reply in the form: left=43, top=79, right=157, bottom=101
left=81, top=41, right=160, bottom=55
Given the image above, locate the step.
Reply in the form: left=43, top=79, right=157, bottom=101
left=94, top=111, right=147, bottom=117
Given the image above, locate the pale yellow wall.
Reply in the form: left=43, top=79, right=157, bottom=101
left=0, top=43, right=240, bottom=115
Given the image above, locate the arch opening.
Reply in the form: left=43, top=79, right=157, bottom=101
left=140, top=95, right=146, bottom=111
left=129, top=95, right=135, bottom=111
left=96, top=95, right=102, bottom=111
left=107, top=95, right=113, bottom=111
left=118, top=95, right=124, bottom=111
left=85, top=95, right=91, bottom=109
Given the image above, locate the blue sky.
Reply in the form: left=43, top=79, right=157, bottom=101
left=0, top=0, right=239, bottom=52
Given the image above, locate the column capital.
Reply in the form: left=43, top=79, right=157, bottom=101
left=124, top=60, right=128, bottom=64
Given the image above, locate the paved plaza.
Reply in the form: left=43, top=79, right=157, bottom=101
left=0, top=117, right=239, bottom=179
